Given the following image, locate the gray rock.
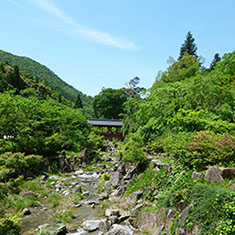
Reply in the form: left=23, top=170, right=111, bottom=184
left=109, top=216, right=119, bottom=225
left=205, top=166, right=224, bottom=183
left=192, top=172, right=203, bottom=179
left=154, top=224, right=164, bottom=235
left=177, top=206, right=190, bottom=227
left=126, top=191, right=143, bottom=205
left=131, top=203, right=144, bottom=213
left=99, top=192, right=109, bottom=200
left=99, top=219, right=110, bottom=232
left=68, top=227, right=87, bottom=235
left=110, top=172, right=123, bottom=188
left=38, top=223, right=50, bottom=232
left=82, top=220, right=100, bottom=232
left=138, top=213, right=156, bottom=231
left=105, top=224, right=133, bottom=235
left=22, top=208, right=31, bottom=216
left=105, top=209, right=120, bottom=217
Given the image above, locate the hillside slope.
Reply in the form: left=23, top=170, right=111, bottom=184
left=0, top=50, right=92, bottom=106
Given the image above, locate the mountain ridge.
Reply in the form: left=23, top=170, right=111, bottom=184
left=0, top=49, right=92, bottom=106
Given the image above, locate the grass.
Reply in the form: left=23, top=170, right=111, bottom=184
left=5, top=195, right=41, bottom=210
left=55, top=210, right=74, bottom=223
left=47, top=193, right=62, bottom=208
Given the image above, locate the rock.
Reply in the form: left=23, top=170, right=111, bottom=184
left=82, top=220, right=100, bottom=232
left=74, top=169, right=84, bottom=175
left=74, top=203, right=82, bottom=208
left=68, top=227, right=87, bottom=235
left=119, top=213, right=130, bottom=222
left=177, top=206, right=190, bottom=227
left=165, top=209, right=174, bottom=234
left=63, top=190, right=70, bottom=196
left=49, top=175, right=59, bottom=180
left=87, top=200, right=99, bottom=205
left=131, top=203, right=144, bottom=213
left=22, top=208, right=31, bottom=216
left=74, top=185, right=82, bottom=193
left=138, top=213, right=157, bottom=231
left=99, top=219, right=110, bottom=232
left=99, top=192, right=109, bottom=200
left=109, top=186, right=125, bottom=198
left=126, top=191, right=143, bottom=205
left=205, top=166, right=224, bottom=183
left=105, top=209, right=120, bottom=217
left=40, top=175, right=47, bottom=181
left=109, top=215, right=119, bottom=225
left=80, top=149, right=87, bottom=164
left=154, top=224, right=164, bottom=235
left=106, top=224, right=133, bottom=235
left=218, top=167, right=235, bottom=179
left=110, top=172, right=123, bottom=188
left=230, top=183, right=235, bottom=191
left=55, top=225, right=67, bottom=235
left=38, top=223, right=50, bottom=232
left=192, top=172, right=203, bottom=179
left=139, top=209, right=166, bottom=234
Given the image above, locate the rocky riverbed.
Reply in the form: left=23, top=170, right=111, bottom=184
left=18, top=141, right=235, bottom=235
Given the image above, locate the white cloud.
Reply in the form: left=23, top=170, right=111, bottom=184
left=30, top=0, right=138, bottom=50
left=8, top=0, right=22, bottom=7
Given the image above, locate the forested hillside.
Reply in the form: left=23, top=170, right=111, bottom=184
left=0, top=50, right=92, bottom=107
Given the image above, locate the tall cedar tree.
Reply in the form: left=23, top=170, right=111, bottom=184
left=210, top=53, right=221, bottom=70
left=178, top=31, right=198, bottom=60
left=74, top=94, right=83, bottom=108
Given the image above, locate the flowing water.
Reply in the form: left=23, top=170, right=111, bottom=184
left=20, top=171, right=103, bottom=234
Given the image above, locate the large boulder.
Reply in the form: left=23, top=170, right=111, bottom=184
left=82, top=220, right=100, bottom=232
left=105, top=224, right=133, bottom=235
left=110, top=172, right=123, bottom=188
left=205, top=166, right=224, bottom=183
left=99, top=219, right=110, bottom=232
left=138, top=213, right=157, bottom=231
left=218, top=167, right=235, bottom=179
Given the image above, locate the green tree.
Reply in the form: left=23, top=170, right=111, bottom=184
left=123, top=77, right=146, bottom=99
left=93, top=88, right=127, bottom=119
left=74, top=94, right=83, bottom=108
left=160, top=53, right=200, bottom=83
left=178, top=31, right=198, bottom=60
left=210, top=53, right=221, bottom=70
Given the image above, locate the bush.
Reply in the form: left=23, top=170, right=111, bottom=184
left=186, top=131, right=235, bottom=168
left=0, top=212, right=21, bottom=235
left=120, top=140, right=148, bottom=169
left=0, top=152, right=42, bottom=182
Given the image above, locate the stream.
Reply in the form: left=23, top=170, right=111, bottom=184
left=20, top=171, right=104, bottom=235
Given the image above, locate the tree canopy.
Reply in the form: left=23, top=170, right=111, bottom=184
left=93, top=88, right=127, bottom=119
left=178, top=31, right=198, bottom=60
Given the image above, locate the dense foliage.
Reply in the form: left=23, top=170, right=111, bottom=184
left=0, top=63, right=92, bottom=156
left=121, top=51, right=235, bottom=169
left=93, top=88, right=127, bottom=119
left=0, top=50, right=92, bottom=107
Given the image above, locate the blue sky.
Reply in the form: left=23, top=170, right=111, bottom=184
left=1, top=0, right=235, bottom=96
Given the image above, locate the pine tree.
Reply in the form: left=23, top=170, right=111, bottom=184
left=74, top=94, right=83, bottom=108
left=210, top=53, right=221, bottom=70
left=178, top=31, right=198, bottom=60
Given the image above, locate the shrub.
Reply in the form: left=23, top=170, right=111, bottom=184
left=186, top=131, right=235, bottom=168
left=0, top=212, right=21, bottom=235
